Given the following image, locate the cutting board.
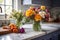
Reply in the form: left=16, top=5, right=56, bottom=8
left=0, top=28, right=12, bottom=35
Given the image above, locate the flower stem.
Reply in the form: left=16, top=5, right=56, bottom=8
left=33, top=21, right=41, bottom=31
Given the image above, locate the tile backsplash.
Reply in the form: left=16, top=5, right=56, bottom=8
left=51, top=7, right=60, bottom=18
left=50, top=7, right=60, bottom=22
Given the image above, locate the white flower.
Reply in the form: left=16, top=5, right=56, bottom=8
left=18, top=10, right=22, bottom=13
left=39, top=11, right=46, bottom=18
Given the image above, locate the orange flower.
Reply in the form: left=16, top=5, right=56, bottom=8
left=41, top=6, right=46, bottom=10
left=13, top=29, right=18, bottom=33
left=9, top=23, right=17, bottom=29
left=34, top=14, right=42, bottom=21
left=26, top=9, right=35, bottom=17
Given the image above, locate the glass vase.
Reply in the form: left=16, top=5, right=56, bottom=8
left=33, top=21, right=41, bottom=31
left=16, top=20, right=22, bottom=28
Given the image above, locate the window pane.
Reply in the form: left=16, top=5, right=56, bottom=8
left=23, top=0, right=31, bottom=5
left=0, top=0, right=4, bottom=4
left=5, top=6, right=12, bottom=15
left=14, top=0, right=18, bottom=10
left=5, top=0, right=12, bottom=5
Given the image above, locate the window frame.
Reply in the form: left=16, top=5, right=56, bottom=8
left=0, top=0, right=13, bottom=13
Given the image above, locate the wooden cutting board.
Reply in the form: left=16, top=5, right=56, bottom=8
left=0, top=28, right=12, bottom=35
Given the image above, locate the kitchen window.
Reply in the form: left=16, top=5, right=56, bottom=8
left=0, top=0, right=18, bottom=15
left=0, top=0, right=12, bottom=15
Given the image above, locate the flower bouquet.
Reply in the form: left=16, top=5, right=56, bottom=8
left=25, top=7, right=42, bottom=31
left=10, top=9, right=25, bottom=33
left=25, top=6, right=50, bottom=31
left=10, top=9, right=24, bottom=27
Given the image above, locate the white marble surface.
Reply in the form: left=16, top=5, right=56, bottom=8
left=0, top=23, right=60, bottom=40
left=0, top=31, right=45, bottom=40
left=22, top=23, right=59, bottom=34
left=22, top=23, right=59, bottom=30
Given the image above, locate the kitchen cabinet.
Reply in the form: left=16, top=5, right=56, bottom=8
left=32, top=30, right=60, bottom=40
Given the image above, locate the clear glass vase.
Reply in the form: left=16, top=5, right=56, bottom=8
left=16, top=20, right=22, bottom=28
left=33, top=21, right=41, bottom=31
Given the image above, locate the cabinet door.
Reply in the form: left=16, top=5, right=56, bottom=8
left=52, top=34, right=58, bottom=40
left=58, top=31, right=60, bottom=40
left=58, top=34, right=60, bottom=40
left=51, top=31, right=58, bottom=40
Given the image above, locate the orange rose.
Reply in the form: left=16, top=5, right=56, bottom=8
left=35, top=14, right=42, bottom=21
left=13, top=29, right=18, bottom=33
left=26, top=9, right=35, bottom=17
left=41, top=6, right=46, bottom=10
left=9, top=23, right=17, bottom=29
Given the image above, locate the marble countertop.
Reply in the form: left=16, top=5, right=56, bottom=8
left=0, top=30, right=45, bottom=40
left=0, top=23, right=60, bottom=40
